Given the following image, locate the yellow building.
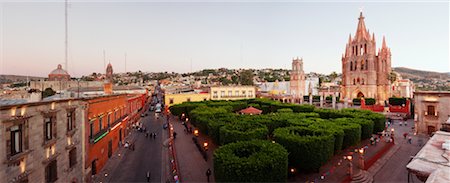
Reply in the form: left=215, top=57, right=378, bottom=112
left=165, top=93, right=210, bottom=107
left=210, top=86, right=256, bottom=100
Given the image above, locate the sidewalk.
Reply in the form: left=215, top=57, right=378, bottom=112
left=92, top=130, right=139, bottom=183
left=172, top=116, right=217, bottom=183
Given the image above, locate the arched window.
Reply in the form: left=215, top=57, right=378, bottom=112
left=354, top=61, right=357, bottom=70
left=361, top=79, right=365, bottom=85
left=365, top=59, right=368, bottom=70
left=357, top=78, right=360, bottom=84
left=350, top=62, right=353, bottom=71
left=353, top=78, right=356, bottom=85
left=364, top=44, right=367, bottom=54
left=360, top=45, right=364, bottom=55
left=361, top=60, right=364, bottom=70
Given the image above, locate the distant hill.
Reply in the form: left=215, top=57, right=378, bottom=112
left=0, top=75, right=45, bottom=84
left=393, top=67, right=450, bottom=80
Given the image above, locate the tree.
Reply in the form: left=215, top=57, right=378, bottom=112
left=42, top=88, right=56, bottom=98
left=329, top=71, right=338, bottom=82
left=239, top=70, right=254, bottom=85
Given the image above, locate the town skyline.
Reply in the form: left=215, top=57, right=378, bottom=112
left=1, top=1, right=449, bottom=77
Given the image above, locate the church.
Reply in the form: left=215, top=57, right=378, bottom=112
left=341, top=12, right=392, bottom=104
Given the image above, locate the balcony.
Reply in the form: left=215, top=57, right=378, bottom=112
left=424, top=111, right=439, bottom=121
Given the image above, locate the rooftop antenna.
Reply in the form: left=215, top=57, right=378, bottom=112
left=190, top=58, right=192, bottom=73
left=65, top=0, right=68, bottom=73
left=125, top=52, right=127, bottom=73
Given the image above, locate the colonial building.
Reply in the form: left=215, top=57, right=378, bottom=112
left=0, top=99, right=85, bottom=183
left=290, top=57, right=305, bottom=100
left=341, top=12, right=392, bottom=104
left=84, top=95, right=128, bottom=179
left=414, top=91, right=450, bottom=135
left=210, top=86, right=256, bottom=100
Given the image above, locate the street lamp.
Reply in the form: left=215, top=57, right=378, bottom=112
left=346, top=155, right=353, bottom=177
left=358, top=148, right=365, bottom=170
left=194, top=129, right=199, bottom=137
left=203, top=142, right=208, bottom=151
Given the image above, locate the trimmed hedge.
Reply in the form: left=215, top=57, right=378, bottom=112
left=274, top=126, right=334, bottom=172
left=219, top=121, right=269, bottom=145
left=214, top=140, right=289, bottom=182
left=364, top=98, right=376, bottom=105
left=277, top=108, right=293, bottom=113
left=332, top=118, right=362, bottom=149
left=389, top=97, right=407, bottom=106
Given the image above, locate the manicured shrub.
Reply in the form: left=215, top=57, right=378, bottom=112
left=364, top=98, right=376, bottom=105
left=273, top=126, right=334, bottom=172
left=219, top=121, right=269, bottom=145
left=353, top=98, right=361, bottom=105
left=214, top=140, right=289, bottom=182
left=332, top=118, right=362, bottom=149
left=389, top=97, right=407, bottom=106
left=277, top=108, right=293, bottom=113
left=309, top=121, right=344, bottom=153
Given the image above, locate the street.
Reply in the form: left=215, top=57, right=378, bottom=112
left=106, top=111, right=166, bottom=182
left=373, top=118, right=429, bottom=183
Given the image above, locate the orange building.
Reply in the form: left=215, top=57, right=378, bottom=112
left=84, top=94, right=128, bottom=178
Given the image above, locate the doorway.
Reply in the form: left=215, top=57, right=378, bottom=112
left=427, top=126, right=436, bottom=135
left=91, top=160, right=97, bottom=175
left=108, top=140, right=113, bottom=158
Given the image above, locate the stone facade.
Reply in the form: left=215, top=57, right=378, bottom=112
left=0, top=99, right=85, bottom=183
left=290, top=57, right=305, bottom=99
left=341, top=12, right=392, bottom=104
left=30, top=80, right=104, bottom=93
left=414, top=91, right=450, bottom=135
left=48, top=64, right=70, bottom=81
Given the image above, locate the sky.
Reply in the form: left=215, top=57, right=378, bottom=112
left=0, top=0, right=449, bottom=77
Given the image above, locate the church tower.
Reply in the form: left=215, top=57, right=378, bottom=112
left=290, top=57, right=305, bottom=100
left=341, top=12, right=392, bottom=104
left=104, top=63, right=114, bottom=95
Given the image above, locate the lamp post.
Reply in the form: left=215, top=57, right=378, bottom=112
left=358, top=148, right=365, bottom=170
left=346, top=155, right=353, bottom=177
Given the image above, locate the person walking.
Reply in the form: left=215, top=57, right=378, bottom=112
left=408, top=136, right=412, bottom=144
left=146, top=171, right=151, bottom=182
left=206, top=168, right=211, bottom=182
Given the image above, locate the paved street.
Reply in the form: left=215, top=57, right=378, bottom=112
left=373, top=118, right=429, bottom=182
left=99, top=110, right=168, bottom=183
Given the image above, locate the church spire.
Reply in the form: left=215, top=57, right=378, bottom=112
left=382, top=36, right=387, bottom=49
left=355, top=11, right=369, bottom=41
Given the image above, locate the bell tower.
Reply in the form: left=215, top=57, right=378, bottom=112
left=290, top=57, right=305, bottom=99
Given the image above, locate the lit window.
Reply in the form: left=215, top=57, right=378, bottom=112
left=10, top=125, right=23, bottom=155
left=45, top=117, right=53, bottom=141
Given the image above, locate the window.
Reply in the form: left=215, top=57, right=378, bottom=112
left=242, top=91, right=246, bottom=96
left=169, top=98, right=174, bottom=104
left=45, top=117, right=53, bottom=141
left=361, top=60, right=364, bottom=70
left=248, top=91, right=253, bottom=97
left=221, top=91, right=225, bottom=97
left=89, top=122, right=94, bottom=139
left=228, top=91, right=232, bottom=97
left=203, top=98, right=207, bottom=101
left=114, top=111, right=117, bottom=121
left=99, top=117, right=103, bottom=131
left=45, top=160, right=58, bottom=183
left=107, top=114, right=111, bottom=129
left=365, top=60, right=368, bottom=70
left=235, top=91, right=239, bottom=96
left=187, top=98, right=191, bottom=102
left=67, top=111, right=75, bottom=132
left=10, top=125, right=23, bottom=156
left=427, top=106, right=436, bottom=116
left=354, top=61, right=357, bottom=70
left=213, top=91, right=218, bottom=98
left=69, top=148, right=77, bottom=168
left=350, top=62, right=353, bottom=71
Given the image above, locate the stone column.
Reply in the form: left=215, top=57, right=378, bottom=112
left=309, top=94, right=313, bottom=105
left=344, top=97, right=348, bottom=108
left=332, top=93, right=336, bottom=109
left=320, top=95, right=323, bottom=108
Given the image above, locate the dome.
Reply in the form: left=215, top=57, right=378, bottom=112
left=49, top=64, right=69, bottom=75
left=48, top=64, right=70, bottom=81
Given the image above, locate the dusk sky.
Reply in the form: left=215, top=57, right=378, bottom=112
left=1, top=0, right=449, bottom=77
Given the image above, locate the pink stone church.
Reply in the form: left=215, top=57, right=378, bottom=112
left=341, top=12, right=392, bottom=104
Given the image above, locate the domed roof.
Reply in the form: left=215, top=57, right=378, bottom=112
left=49, top=64, right=69, bottom=75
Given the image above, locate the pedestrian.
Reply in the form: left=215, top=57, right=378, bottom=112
left=146, top=132, right=149, bottom=138
left=408, top=136, right=412, bottom=144
left=146, top=171, right=151, bottom=182
left=403, top=132, right=408, bottom=139
left=173, top=132, right=177, bottom=139
left=124, top=141, right=130, bottom=148
left=206, top=168, right=211, bottom=182
left=153, top=133, right=157, bottom=139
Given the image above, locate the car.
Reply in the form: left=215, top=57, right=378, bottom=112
left=141, top=114, right=145, bottom=117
